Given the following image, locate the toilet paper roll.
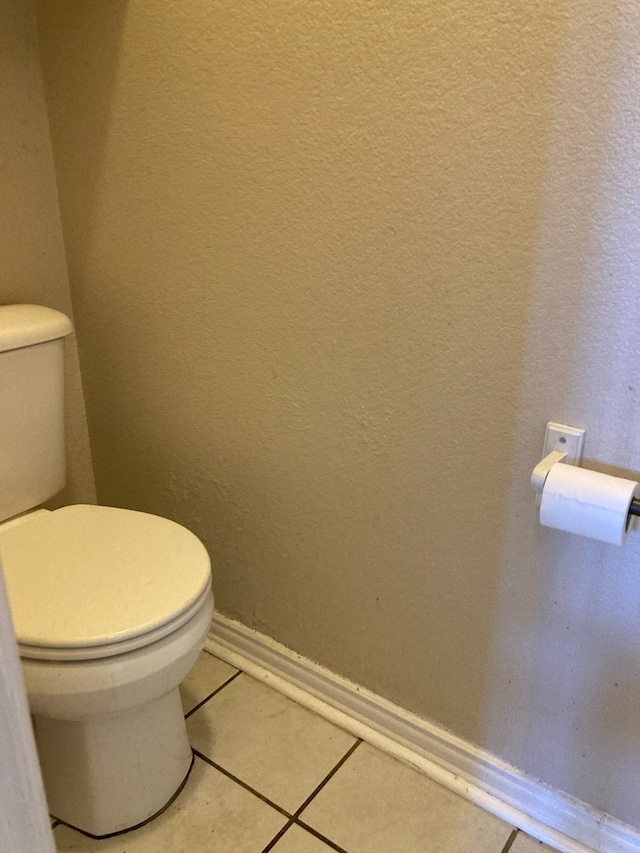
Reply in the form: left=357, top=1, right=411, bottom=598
left=540, top=463, right=639, bottom=545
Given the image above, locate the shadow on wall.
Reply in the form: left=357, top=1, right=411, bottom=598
left=36, top=0, right=128, bottom=505
left=484, top=0, right=640, bottom=828
left=36, top=0, right=127, bottom=243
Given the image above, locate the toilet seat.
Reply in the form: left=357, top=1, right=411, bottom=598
left=18, top=584, right=212, bottom=661
left=0, top=504, right=212, bottom=661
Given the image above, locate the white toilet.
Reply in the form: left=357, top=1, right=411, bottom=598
left=0, top=304, right=214, bottom=837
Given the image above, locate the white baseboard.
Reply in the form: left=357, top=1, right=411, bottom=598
left=206, top=613, right=639, bottom=853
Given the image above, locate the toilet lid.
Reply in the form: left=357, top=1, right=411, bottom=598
left=0, top=505, right=212, bottom=656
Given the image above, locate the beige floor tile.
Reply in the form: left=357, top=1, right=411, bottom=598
left=53, top=756, right=286, bottom=853
left=186, top=673, right=357, bottom=813
left=180, top=650, right=238, bottom=714
left=511, top=833, right=561, bottom=853
left=270, top=823, right=338, bottom=852
left=301, top=742, right=514, bottom=853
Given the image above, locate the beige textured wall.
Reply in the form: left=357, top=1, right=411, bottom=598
left=37, top=0, right=640, bottom=828
left=0, top=0, right=94, bottom=507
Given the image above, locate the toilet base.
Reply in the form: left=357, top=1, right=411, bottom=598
left=34, top=687, right=192, bottom=837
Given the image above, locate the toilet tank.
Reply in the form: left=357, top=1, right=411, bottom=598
left=0, top=305, right=73, bottom=523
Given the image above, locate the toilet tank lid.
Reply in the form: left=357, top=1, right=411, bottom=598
left=0, top=304, right=73, bottom=353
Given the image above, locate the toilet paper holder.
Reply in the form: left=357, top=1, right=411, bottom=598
left=531, top=450, right=640, bottom=517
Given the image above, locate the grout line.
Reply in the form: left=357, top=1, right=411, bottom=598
left=194, top=740, right=360, bottom=853
left=293, top=739, right=362, bottom=818
left=201, top=648, right=227, bottom=662
left=258, top=819, right=296, bottom=853
left=50, top=819, right=59, bottom=829
left=261, top=820, right=352, bottom=853
left=295, top=818, right=351, bottom=853
left=184, top=670, right=242, bottom=719
left=501, top=828, right=520, bottom=853
left=193, top=749, right=292, bottom=819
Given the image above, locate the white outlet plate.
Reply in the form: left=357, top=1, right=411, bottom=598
left=543, top=422, right=586, bottom=467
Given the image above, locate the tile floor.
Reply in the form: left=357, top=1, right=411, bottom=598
left=53, top=650, right=561, bottom=853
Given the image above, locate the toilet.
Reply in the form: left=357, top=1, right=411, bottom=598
left=0, top=304, right=214, bottom=837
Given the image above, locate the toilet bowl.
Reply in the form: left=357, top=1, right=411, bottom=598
left=0, top=503, right=214, bottom=837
